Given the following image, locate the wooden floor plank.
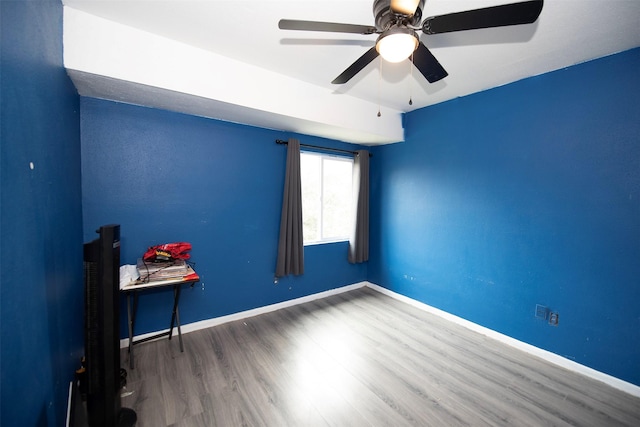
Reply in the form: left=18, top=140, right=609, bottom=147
left=349, top=288, right=640, bottom=426
left=257, top=307, right=413, bottom=427
left=121, top=287, right=640, bottom=426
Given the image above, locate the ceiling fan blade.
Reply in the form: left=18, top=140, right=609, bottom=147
left=422, top=0, right=543, bottom=34
left=332, top=47, right=380, bottom=84
left=411, top=42, right=448, bottom=83
left=279, top=19, right=377, bottom=35
left=390, top=0, right=421, bottom=16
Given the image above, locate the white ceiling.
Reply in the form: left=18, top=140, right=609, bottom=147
left=62, top=0, right=640, bottom=145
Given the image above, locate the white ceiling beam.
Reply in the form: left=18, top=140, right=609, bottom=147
left=63, top=7, right=404, bottom=145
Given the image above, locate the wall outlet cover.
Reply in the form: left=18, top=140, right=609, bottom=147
left=535, top=304, right=549, bottom=320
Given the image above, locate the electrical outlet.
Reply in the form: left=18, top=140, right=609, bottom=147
left=548, top=311, right=559, bottom=326
left=535, top=304, right=548, bottom=320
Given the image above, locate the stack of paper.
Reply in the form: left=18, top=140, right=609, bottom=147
left=137, top=258, right=188, bottom=282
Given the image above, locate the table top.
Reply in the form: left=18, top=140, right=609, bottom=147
left=121, top=266, right=199, bottom=292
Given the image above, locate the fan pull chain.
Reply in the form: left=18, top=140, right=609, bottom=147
left=408, top=52, right=414, bottom=106
left=377, top=57, right=382, bottom=117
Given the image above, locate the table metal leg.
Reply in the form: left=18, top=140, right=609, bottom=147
left=128, top=292, right=139, bottom=369
left=176, top=306, right=183, bottom=352
left=125, top=280, right=192, bottom=369
left=127, top=293, right=134, bottom=370
left=168, top=285, right=184, bottom=352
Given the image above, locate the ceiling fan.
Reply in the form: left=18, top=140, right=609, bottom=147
left=279, top=0, right=543, bottom=85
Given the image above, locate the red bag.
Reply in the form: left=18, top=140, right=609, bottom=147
left=143, top=242, right=192, bottom=262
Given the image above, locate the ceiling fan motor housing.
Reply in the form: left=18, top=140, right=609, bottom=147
left=373, top=0, right=425, bottom=30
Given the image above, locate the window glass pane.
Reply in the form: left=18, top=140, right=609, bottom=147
left=301, top=154, right=321, bottom=243
left=322, top=158, right=352, bottom=239
left=300, top=151, right=353, bottom=244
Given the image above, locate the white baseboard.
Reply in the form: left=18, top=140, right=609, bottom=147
left=120, top=279, right=640, bottom=398
left=365, top=281, right=640, bottom=398
left=120, top=281, right=368, bottom=349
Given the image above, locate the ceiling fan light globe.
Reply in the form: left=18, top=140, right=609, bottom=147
left=390, top=0, right=421, bottom=16
left=376, top=31, right=418, bottom=63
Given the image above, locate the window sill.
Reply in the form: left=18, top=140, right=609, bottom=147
left=304, top=238, right=349, bottom=247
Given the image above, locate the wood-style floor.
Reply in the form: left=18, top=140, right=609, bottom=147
left=121, top=287, right=640, bottom=426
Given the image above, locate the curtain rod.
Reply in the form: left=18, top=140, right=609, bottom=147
left=275, top=139, right=372, bottom=157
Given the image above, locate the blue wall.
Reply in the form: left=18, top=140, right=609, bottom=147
left=2, top=4, right=636, bottom=423
left=369, top=48, right=640, bottom=386
left=80, top=98, right=367, bottom=338
left=1, top=0, right=84, bottom=425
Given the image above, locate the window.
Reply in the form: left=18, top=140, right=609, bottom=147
left=300, top=151, right=353, bottom=244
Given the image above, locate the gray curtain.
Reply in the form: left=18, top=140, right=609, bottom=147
left=349, top=150, right=370, bottom=263
left=275, top=138, right=304, bottom=277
